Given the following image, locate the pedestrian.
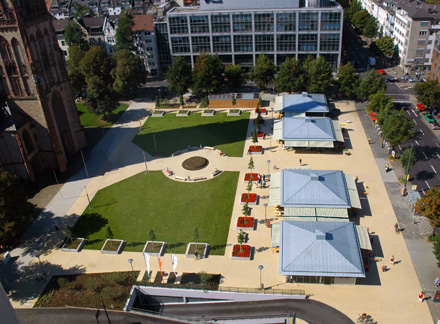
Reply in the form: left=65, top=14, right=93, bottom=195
left=394, top=223, right=399, bottom=233
left=368, top=137, right=371, bottom=144
left=381, top=265, right=387, bottom=272
left=435, top=277, right=440, bottom=287
left=355, top=176, right=359, bottom=183
left=385, top=164, right=390, bottom=172
left=53, top=221, right=59, bottom=231
left=419, top=292, right=424, bottom=302
left=194, top=250, right=199, bottom=260
left=390, top=255, right=395, bottom=265
left=299, top=158, right=302, bottom=166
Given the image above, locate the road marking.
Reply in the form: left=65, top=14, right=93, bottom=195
left=420, top=129, right=425, bottom=136
left=437, top=143, right=440, bottom=148
left=413, top=119, right=417, bottom=124
left=421, top=151, right=428, bottom=159
left=425, top=181, right=431, bottom=189
left=415, top=140, right=420, bottom=146
left=437, top=153, right=440, bottom=159
left=412, top=110, right=418, bottom=117
left=432, top=165, right=437, bottom=173
left=422, top=189, right=425, bottom=195
left=398, top=145, right=402, bottom=151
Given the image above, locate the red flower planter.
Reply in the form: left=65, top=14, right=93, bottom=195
left=244, top=173, right=259, bottom=182
left=248, top=146, right=263, bottom=154
left=236, top=217, right=255, bottom=229
left=255, top=108, right=267, bottom=114
left=241, top=193, right=257, bottom=205
left=232, top=244, right=251, bottom=259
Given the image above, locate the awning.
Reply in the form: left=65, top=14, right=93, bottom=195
left=268, top=172, right=282, bottom=205
left=271, top=222, right=280, bottom=247
left=284, top=140, right=335, bottom=148
left=284, top=216, right=349, bottom=222
left=345, top=174, right=362, bottom=209
left=284, top=207, right=348, bottom=218
left=333, top=120, right=344, bottom=142
left=273, top=119, right=283, bottom=141
left=356, top=225, right=372, bottom=250
left=274, top=96, right=283, bottom=111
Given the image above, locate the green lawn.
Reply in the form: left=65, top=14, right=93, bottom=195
left=76, top=102, right=129, bottom=128
left=133, top=112, right=250, bottom=157
left=73, top=171, right=239, bottom=255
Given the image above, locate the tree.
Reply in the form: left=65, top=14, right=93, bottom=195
left=85, top=76, right=118, bottom=115
left=65, top=20, right=89, bottom=51
left=112, top=49, right=147, bottom=96
left=433, top=235, right=440, bottom=267
left=352, top=10, right=370, bottom=32
left=426, top=0, right=440, bottom=3
left=242, top=201, right=249, bottom=216
left=237, top=229, right=244, bottom=245
left=246, top=179, right=253, bottom=193
left=232, top=94, right=236, bottom=108
left=225, top=64, right=246, bottom=91
left=106, top=226, right=114, bottom=239
left=416, top=187, right=440, bottom=235
left=380, top=109, right=414, bottom=146
left=336, top=63, right=360, bottom=99
left=66, top=45, right=87, bottom=95
left=65, top=225, right=74, bottom=244
left=414, top=80, right=440, bottom=110
left=0, top=171, right=34, bottom=247
left=274, top=57, right=306, bottom=93
left=363, top=16, right=379, bottom=40
left=400, top=147, right=417, bottom=170
left=305, top=56, right=333, bottom=96
left=248, top=156, right=255, bottom=174
left=358, top=69, right=386, bottom=100
left=166, top=56, right=193, bottom=104
left=375, top=36, right=395, bottom=57
left=252, top=128, right=258, bottom=143
left=192, top=53, right=225, bottom=98
left=114, top=15, right=136, bottom=52
left=250, top=54, right=276, bottom=90
left=346, top=0, right=362, bottom=22
left=155, top=96, right=160, bottom=108
left=367, top=89, right=393, bottom=113
left=72, top=3, right=94, bottom=19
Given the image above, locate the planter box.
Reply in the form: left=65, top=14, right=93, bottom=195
left=143, top=241, right=166, bottom=256
left=255, top=108, right=267, bottom=114
left=202, top=109, right=215, bottom=116
left=244, top=173, right=259, bottom=183
left=61, top=238, right=86, bottom=252
left=231, top=244, right=252, bottom=260
left=177, top=110, right=190, bottom=116
left=249, top=145, right=263, bottom=154
left=228, top=109, right=241, bottom=116
left=236, top=217, right=255, bottom=230
left=152, top=110, right=165, bottom=117
left=241, top=193, right=258, bottom=205
left=186, top=242, right=209, bottom=259
left=100, top=239, right=125, bottom=254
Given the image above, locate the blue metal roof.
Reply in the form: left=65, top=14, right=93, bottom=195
left=282, top=117, right=336, bottom=141
left=279, top=221, right=365, bottom=277
left=281, top=169, right=351, bottom=208
left=281, top=93, right=329, bottom=113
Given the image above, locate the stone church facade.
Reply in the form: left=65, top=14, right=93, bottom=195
left=0, top=0, right=86, bottom=182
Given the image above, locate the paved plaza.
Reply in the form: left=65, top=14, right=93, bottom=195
left=4, top=98, right=435, bottom=323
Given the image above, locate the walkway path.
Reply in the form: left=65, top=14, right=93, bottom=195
left=2, top=98, right=433, bottom=323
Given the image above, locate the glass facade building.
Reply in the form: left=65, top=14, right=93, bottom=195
left=165, top=0, right=343, bottom=70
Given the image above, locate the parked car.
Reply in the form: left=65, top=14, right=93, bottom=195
left=431, top=123, right=440, bottom=130
left=377, top=69, right=386, bottom=74
left=370, top=112, right=378, bottom=121
left=416, top=104, right=426, bottom=111
left=425, top=114, right=436, bottom=123
left=407, top=77, right=418, bottom=83
left=328, top=108, right=341, bottom=118
left=385, top=77, right=398, bottom=83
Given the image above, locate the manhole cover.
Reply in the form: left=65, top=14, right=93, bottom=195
left=182, top=156, right=209, bottom=171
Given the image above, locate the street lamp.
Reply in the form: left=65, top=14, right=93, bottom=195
left=128, top=258, right=134, bottom=277
left=35, top=254, right=46, bottom=276
left=267, top=160, right=271, bottom=176
left=263, top=203, right=268, bottom=220
left=143, top=151, right=149, bottom=174
left=258, top=265, right=264, bottom=289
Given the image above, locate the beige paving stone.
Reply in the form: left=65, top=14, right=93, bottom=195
left=24, top=101, right=432, bottom=323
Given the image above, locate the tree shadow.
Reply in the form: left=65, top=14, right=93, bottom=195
left=0, top=257, right=86, bottom=305
left=125, top=241, right=145, bottom=248
left=72, top=213, right=108, bottom=239
left=167, top=242, right=185, bottom=249
left=415, top=170, right=435, bottom=181
left=356, top=182, right=372, bottom=217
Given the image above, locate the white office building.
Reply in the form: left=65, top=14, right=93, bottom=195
left=165, top=0, right=344, bottom=70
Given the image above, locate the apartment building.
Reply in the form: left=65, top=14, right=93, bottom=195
left=164, top=0, right=344, bottom=70
left=360, top=0, right=440, bottom=75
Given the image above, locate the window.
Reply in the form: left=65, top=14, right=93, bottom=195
left=418, top=39, right=426, bottom=46
left=169, top=16, right=188, bottom=34
left=171, top=36, right=190, bottom=53
left=233, top=14, right=252, bottom=32
left=276, top=12, right=295, bottom=31
left=192, top=36, right=210, bottom=52
left=211, top=14, right=230, bottom=33
left=298, top=34, right=317, bottom=51
left=190, top=15, right=209, bottom=34
left=254, top=13, right=274, bottom=32
left=212, top=35, right=231, bottom=52
left=320, top=34, right=339, bottom=51
left=298, top=12, right=318, bottom=31
left=321, top=12, right=340, bottom=31
left=277, top=34, right=295, bottom=51
left=419, top=30, right=428, bottom=36
left=255, top=34, right=274, bottom=51
left=234, top=35, right=253, bottom=52
left=416, top=49, right=425, bottom=56
left=421, top=21, right=429, bottom=27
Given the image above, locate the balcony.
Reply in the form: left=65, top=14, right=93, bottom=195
left=431, top=24, right=440, bottom=30
left=0, top=19, right=16, bottom=26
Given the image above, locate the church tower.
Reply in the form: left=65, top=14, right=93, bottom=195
left=0, top=0, right=86, bottom=181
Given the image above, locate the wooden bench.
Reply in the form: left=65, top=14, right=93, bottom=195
left=175, top=176, right=187, bottom=181
left=204, top=146, right=215, bottom=151
left=211, top=169, right=222, bottom=177
left=191, top=176, right=207, bottom=181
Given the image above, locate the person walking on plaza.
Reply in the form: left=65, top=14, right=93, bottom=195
left=299, top=158, right=302, bottom=166
left=390, top=255, right=395, bottom=265
left=368, top=137, right=371, bottom=144
left=419, top=292, right=424, bottom=302
left=394, top=222, right=399, bottom=233
left=435, top=277, right=440, bottom=287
